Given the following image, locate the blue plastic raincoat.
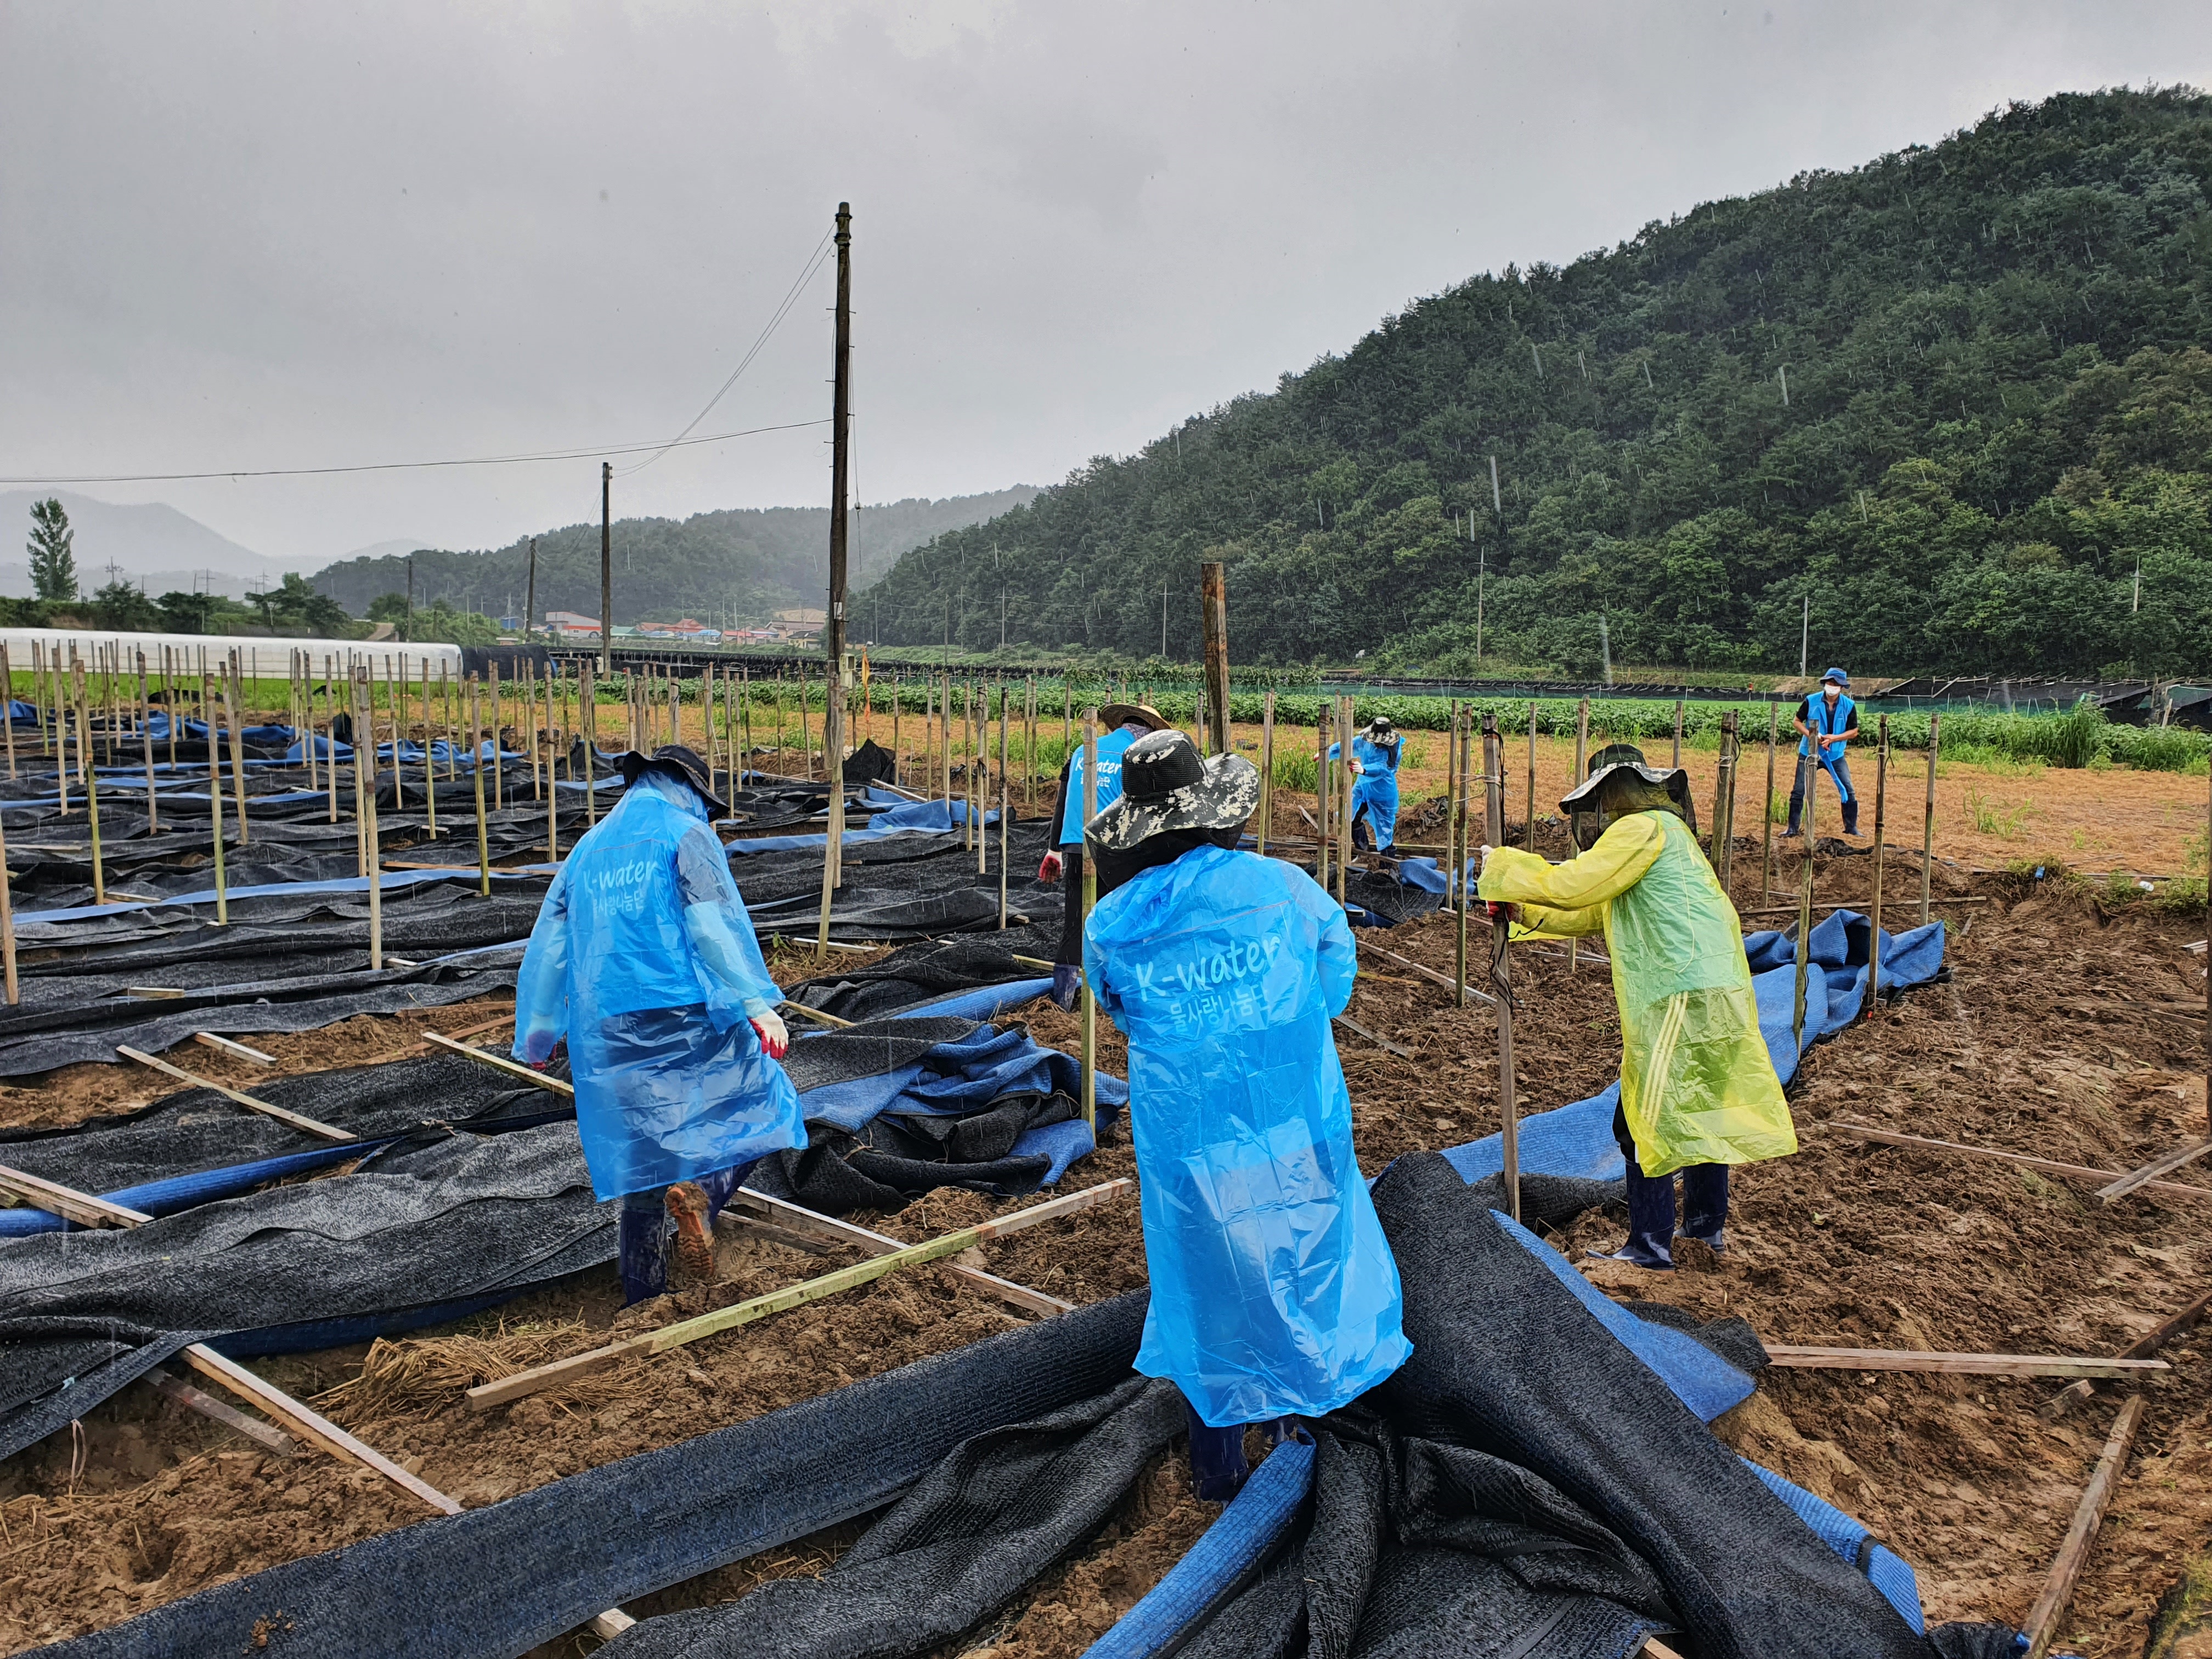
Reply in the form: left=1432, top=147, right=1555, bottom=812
left=1057, top=726, right=1141, bottom=844
left=1084, top=844, right=1411, bottom=1426
left=1328, top=735, right=1402, bottom=850
left=511, top=770, right=804, bottom=1201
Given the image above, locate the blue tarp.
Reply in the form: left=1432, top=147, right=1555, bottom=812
left=723, top=791, right=996, bottom=855
left=1442, top=911, right=1945, bottom=1187
left=17, top=865, right=507, bottom=924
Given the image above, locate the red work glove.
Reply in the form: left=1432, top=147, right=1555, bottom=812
left=1486, top=901, right=1516, bottom=926
left=750, top=1009, right=791, bottom=1060
left=1037, top=850, right=1063, bottom=883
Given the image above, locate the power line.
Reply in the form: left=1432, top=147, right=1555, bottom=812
left=614, top=230, right=838, bottom=478
left=0, top=418, right=831, bottom=487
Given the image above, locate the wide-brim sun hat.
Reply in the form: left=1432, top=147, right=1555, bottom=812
left=1085, top=729, right=1260, bottom=853
left=1096, top=702, right=1173, bottom=733
left=1557, top=742, right=1692, bottom=819
left=618, top=743, right=730, bottom=819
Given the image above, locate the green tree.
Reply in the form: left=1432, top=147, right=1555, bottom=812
left=91, top=581, right=165, bottom=631
left=26, top=499, right=76, bottom=602
left=251, top=572, right=352, bottom=636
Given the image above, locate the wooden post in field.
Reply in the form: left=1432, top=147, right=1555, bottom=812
left=1791, top=743, right=1818, bottom=1056
left=1568, top=698, right=1590, bottom=970
left=1485, top=713, right=1519, bottom=1223
left=225, top=653, right=250, bottom=845
left=1762, top=703, right=1780, bottom=901
left=1451, top=705, right=1468, bottom=1006
left=1672, top=697, right=1685, bottom=770
left=0, top=792, right=16, bottom=1003
left=583, top=667, right=599, bottom=826
left=352, top=670, right=383, bottom=969
left=544, top=664, right=560, bottom=862
left=1200, top=561, right=1230, bottom=758
left=814, top=657, right=845, bottom=962
left=1865, top=715, right=1889, bottom=1024
left=1257, top=689, right=1274, bottom=855
left=1525, top=701, right=1538, bottom=851
left=1715, top=710, right=1740, bottom=890
left=71, top=663, right=105, bottom=906
left=469, top=676, right=491, bottom=898
left=137, top=651, right=157, bottom=832
left=1920, top=710, right=1940, bottom=926
left=204, top=665, right=226, bottom=924
left=420, top=656, right=438, bottom=837
left=325, top=655, right=340, bottom=823
left=1335, top=697, right=1353, bottom=904
left=31, top=641, right=48, bottom=759
left=1, top=643, right=15, bottom=781
left=1025, top=675, right=1037, bottom=809
left=384, top=653, right=404, bottom=811
left=1079, top=709, right=1099, bottom=1133
left=997, top=707, right=1010, bottom=929
left=53, top=646, right=70, bottom=817
left=488, top=663, right=504, bottom=813
left=1314, top=698, right=1331, bottom=894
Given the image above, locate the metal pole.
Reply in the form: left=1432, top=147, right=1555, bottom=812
left=1920, top=711, right=1940, bottom=926
left=469, top=676, right=492, bottom=898
left=1486, top=713, right=1519, bottom=1224
left=1079, top=709, right=1099, bottom=1133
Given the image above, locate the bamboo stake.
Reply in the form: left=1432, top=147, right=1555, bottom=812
left=53, top=644, right=69, bottom=816
left=1, top=642, right=15, bottom=780
left=352, top=671, right=383, bottom=969
left=489, top=663, right=503, bottom=812
left=1485, top=713, right=1519, bottom=1224
left=0, top=791, right=16, bottom=1004
left=1920, top=710, right=1940, bottom=926
left=421, top=656, right=437, bottom=837
left=1449, top=705, right=1466, bottom=1005
left=1865, top=715, right=1888, bottom=1024
left=71, top=663, right=106, bottom=905
left=32, top=641, right=48, bottom=759
left=1457, top=710, right=1473, bottom=1006
left=2019, top=1396, right=2145, bottom=1659
left=469, top=676, right=491, bottom=897
left=1314, top=701, right=1330, bottom=894
left=583, top=666, right=599, bottom=825
left=1570, top=698, right=1589, bottom=971
left=165, top=646, right=178, bottom=771
left=467, top=1180, right=1135, bottom=1409
left=1335, top=698, right=1353, bottom=902
left=384, top=653, right=403, bottom=811
left=225, top=652, right=250, bottom=845
left=1080, top=709, right=1099, bottom=1133
left=1762, top=703, right=1780, bottom=901
left=203, top=668, right=226, bottom=924
left=998, top=689, right=1010, bottom=927
left=814, top=659, right=843, bottom=962
left=1025, top=675, right=1037, bottom=809
left=1718, top=710, right=1740, bottom=890
left=1257, top=689, right=1274, bottom=856
left=545, top=663, right=558, bottom=862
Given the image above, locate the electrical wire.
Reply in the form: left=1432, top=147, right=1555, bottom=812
left=614, top=230, right=837, bottom=478
left=0, top=419, right=831, bottom=487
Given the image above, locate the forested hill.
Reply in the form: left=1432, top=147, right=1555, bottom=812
left=859, top=89, right=2212, bottom=679
left=311, top=487, right=1037, bottom=625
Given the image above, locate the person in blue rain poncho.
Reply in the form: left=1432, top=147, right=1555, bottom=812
left=1035, top=701, right=1172, bottom=1009
left=511, top=744, right=804, bottom=1304
left=1083, top=729, right=1410, bottom=1502
left=1327, top=714, right=1404, bottom=852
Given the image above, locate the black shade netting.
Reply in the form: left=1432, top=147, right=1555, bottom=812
left=783, top=927, right=1064, bottom=1022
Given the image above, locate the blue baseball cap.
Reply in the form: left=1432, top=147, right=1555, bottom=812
left=1821, top=667, right=1849, bottom=686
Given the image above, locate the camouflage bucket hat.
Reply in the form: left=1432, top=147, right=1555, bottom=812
left=1085, top=729, right=1261, bottom=853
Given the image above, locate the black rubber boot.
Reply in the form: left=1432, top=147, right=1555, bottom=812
left=618, top=1199, right=672, bottom=1304
left=1782, top=790, right=1804, bottom=837
left=1589, top=1160, right=1675, bottom=1269
left=1679, top=1163, right=1729, bottom=1252
left=1183, top=1396, right=1249, bottom=1502
left=1841, top=800, right=1860, bottom=836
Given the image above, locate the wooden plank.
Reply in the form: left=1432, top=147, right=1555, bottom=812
left=124, top=985, right=187, bottom=999
left=1357, top=938, right=1496, bottom=1006
left=2095, top=1136, right=2212, bottom=1202
left=422, top=1030, right=574, bottom=1096
left=780, top=1000, right=854, bottom=1029
left=1826, top=1122, right=2212, bottom=1203
left=2044, top=1285, right=2212, bottom=1420
left=469, top=1180, right=1132, bottom=1410
left=193, top=1031, right=276, bottom=1065
left=180, top=1345, right=463, bottom=1516
left=142, top=1365, right=298, bottom=1456
left=1763, top=1345, right=2166, bottom=1379
left=2021, top=1396, right=2146, bottom=1659
left=0, top=1161, right=153, bottom=1228
left=1638, top=1641, right=1686, bottom=1659
left=588, top=1611, right=637, bottom=1639
left=119, top=1046, right=356, bottom=1142
left=1333, top=1013, right=1413, bottom=1059
left=725, top=1188, right=1076, bottom=1320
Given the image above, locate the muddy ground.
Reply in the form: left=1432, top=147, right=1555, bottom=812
left=1, top=799, right=2207, bottom=1654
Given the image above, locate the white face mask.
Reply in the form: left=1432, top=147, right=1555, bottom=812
left=1822, top=686, right=1841, bottom=701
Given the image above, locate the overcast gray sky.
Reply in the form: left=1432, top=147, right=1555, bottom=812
left=3, top=1, right=2207, bottom=566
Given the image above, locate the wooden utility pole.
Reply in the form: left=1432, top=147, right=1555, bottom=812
left=816, top=201, right=854, bottom=957
left=600, top=464, right=613, bottom=676
left=1200, top=562, right=1229, bottom=757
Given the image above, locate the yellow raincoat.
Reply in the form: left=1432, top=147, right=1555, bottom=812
left=1477, top=810, right=1795, bottom=1178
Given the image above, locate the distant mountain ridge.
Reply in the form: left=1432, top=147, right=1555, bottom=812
left=0, top=489, right=323, bottom=601
left=309, top=488, right=1041, bottom=627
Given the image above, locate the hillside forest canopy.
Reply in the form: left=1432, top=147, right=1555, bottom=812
left=859, top=89, right=2212, bottom=681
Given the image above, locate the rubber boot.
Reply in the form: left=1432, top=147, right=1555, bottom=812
left=1587, top=1160, right=1675, bottom=1269
left=1680, top=1163, right=1729, bottom=1252
left=1782, top=789, right=1804, bottom=838
left=693, top=1156, right=761, bottom=1227
left=618, top=1198, right=672, bottom=1305
left=1351, top=814, right=1372, bottom=853
left=1841, top=799, right=1860, bottom=837
left=1050, top=964, right=1082, bottom=1011
left=665, top=1182, right=716, bottom=1288
left=1183, top=1396, right=1248, bottom=1502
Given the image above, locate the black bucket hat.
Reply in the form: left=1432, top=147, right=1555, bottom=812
left=1559, top=741, right=1695, bottom=838
left=1085, top=729, right=1260, bottom=853
left=618, top=743, right=729, bottom=818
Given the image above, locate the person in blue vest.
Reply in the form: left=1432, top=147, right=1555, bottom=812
left=1082, top=729, right=1411, bottom=1500
left=1786, top=668, right=1860, bottom=837
left=1035, top=702, right=1173, bottom=1007
left=1328, top=714, right=1404, bottom=853
left=512, top=743, right=804, bottom=1305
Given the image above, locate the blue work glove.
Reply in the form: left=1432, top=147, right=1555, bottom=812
left=1051, top=964, right=1082, bottom=1010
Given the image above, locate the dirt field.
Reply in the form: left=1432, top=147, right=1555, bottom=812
left=1, top=781, right=2207, bottom=1654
